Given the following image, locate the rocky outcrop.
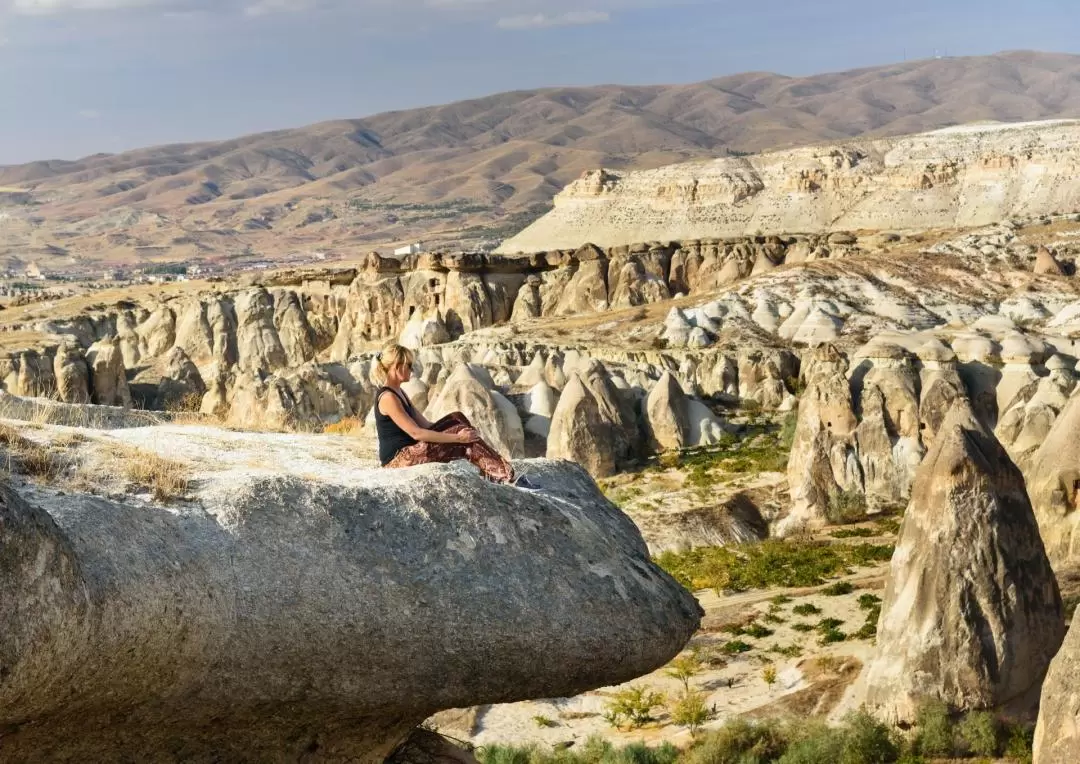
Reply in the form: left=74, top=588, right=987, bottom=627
left=996, top=354, right=1075, bottom=463
left=547, top=362, right=639, bottom=478
left=1027, top=393, right=1080, bottom=569
left=0, top=449, right=701, bottom=761
left=53, top=343, right=90, bottom=404
left=646, top=372, right=692, bottom=451
left=425, top=365, right=525, bottom=458
left=860, top=401, right=1064, bottom=724
left=782, top=345, right=860, bottom=533
left=86, top=338, right=133, bottom=408
left=1034, top=607, right=1080, bottom=764
left=498, top=120, right=1080, bottom=253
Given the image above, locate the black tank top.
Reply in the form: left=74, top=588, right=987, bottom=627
left=375, top=387, right=419, bottom=465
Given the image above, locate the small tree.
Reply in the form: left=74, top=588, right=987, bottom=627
left=664, top=654, right=702, bottom=693
left=762, top=664, right=778, bottom=690
left=602, top=686, right=666, bottom=730
left=958, top=711, right=1000, bottom=757
left=670, top=691, right=712, bottom=736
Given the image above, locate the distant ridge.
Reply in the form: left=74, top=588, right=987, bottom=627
left=3, top=50, right=1080, bottom=268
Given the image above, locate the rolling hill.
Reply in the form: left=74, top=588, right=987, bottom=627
left=3, top=50, right=1080, bottom=271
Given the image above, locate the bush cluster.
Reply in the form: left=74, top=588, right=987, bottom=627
left=656, top=541, right=894, bottom=594
left=475, top=707, right=1035, bottom=764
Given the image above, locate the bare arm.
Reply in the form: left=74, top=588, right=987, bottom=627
left=408, top=400, right=435, bottom=430
left=378, top=393, right=476, bottom=445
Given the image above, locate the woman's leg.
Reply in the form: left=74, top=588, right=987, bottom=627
left=385, top=441, right=466, bottom=469
left=465, top=439, right=515, bottom=484
left=389, top=414, right=514, bottom=483
left=430, top=412, right=472, bottom=432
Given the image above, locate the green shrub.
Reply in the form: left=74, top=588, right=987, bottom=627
left=854, top=621, right=878, bottom=640
left=826, top=489, right=868, bottom=525
left=764, top=612, right=787, bottom=624
left=817, top=618, right=845, bottom=632
left=533, top=715, right=558, bottom=728
left=830, top=527, right=876, bottom=539
left=957, top=711, right=999, bottom=757
left=913, top=700, right=954, bottom=757
left=614, top=743, right=680, bottom=764
left=745, top=623, right=775, bottom=639
left=792, top=622, right=814, bottom=633
left=768, top=643, right=803, bottom=658
left=720, top=640, right=753, bottom=655
left=839, top=710, right=900, bottom=763
left=873, top=517, right=902, bottom=536
left=602, top=686, right=666, bottom=730
left=762, top=664, right=778, bottom=688
left=655, top=541, right=893, bottom=594
left=665, top=654, right=703, bottom=692
left=857, top=594, right=882, bottom=610
left=823, top=581, right=855, bottom=596
left=770, top=595, right=794, bottom=606
left=779, top=410, right=799, bottom=450
left=720, top=624, right=746, bottom=636
left=776, top=712, right=898, bottom=764
left=776, top=719, right=843, bottom=764
left=1003, top=723, right=1034, bottom=764
left=670, top=691, right=713, bottom=735
left=476, top=744, right=535, bottom=764
left=684, top=718, right=787, bottom=764
left=793, top=603, right=822, bottom=616
left=818, top=628, right=847, bottom=645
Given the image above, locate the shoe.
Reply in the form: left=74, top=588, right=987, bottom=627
left=512, top=474, right=543, bottom=491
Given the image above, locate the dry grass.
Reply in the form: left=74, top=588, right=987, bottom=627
left=105, top=444, right=192, bottom=502
left=0, top=423, right=73, bottom=482
left=324, top=416, right=364, bottom=436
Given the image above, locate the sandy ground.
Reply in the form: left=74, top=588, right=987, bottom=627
left=431, top=563, right=890, bottom=750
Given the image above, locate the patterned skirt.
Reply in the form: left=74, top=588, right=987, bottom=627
left=384, top=412, right=514, bottom=484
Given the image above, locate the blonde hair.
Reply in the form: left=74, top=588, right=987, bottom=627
left=373, top=343, right=416, bottom=386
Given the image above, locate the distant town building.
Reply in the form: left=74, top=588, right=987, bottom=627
left=394, top=243, right=423, bottom=256
left=24, top=262, right=44, bottom=280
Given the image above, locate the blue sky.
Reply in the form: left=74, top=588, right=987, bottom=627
left=0, top=0, right=1077, bottom=164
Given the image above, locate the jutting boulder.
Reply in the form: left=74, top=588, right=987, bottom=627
left=859, top=401, right=1064, bottom=724
left=0, top=458, right=701, bottom=761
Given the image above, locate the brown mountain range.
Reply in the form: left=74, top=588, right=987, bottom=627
left=3, top=50, right=1080, bottom=273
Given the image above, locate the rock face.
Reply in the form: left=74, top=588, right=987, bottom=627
left=85, top=338, right=133, bottom=408
left=498, top=120, right=1080, bottom=253
left=1026, top=393, right=1080, bottom=569
left=546, top=362, right=639, bottom=478
left=1034, top=607, right=1080, bottom=764
left=859, top=402, right=1064, bottom=724
left=0, top=457, right=701, bottom=761
left=782, top=345, right=860, bottom=533
left=645, top=372, right=692, bottom=451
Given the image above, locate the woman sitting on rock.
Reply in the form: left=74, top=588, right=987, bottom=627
left=374, top=343, right=535, bottom=488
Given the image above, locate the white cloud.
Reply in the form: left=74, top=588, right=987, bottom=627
left=243, top=0, right=314, bottom=16
left=77, top=108, right=101, bottom=118
left=496, top=9, right=609, bottom=29
left=11, top=0, right=164, bottom=13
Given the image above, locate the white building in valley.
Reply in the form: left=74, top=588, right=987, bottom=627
left=394, top=242, right=423, bottom=256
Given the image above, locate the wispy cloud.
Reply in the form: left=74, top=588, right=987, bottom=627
left=243, top=0, right=314, bottom=17
left=77, top=108, right=102, bottom=118
left=10, top=0, right=165, bottom=13
left=496, top=9, right=610, bottom=30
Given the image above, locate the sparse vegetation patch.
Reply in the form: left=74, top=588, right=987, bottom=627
left=656, top=540, right=893, bottom=594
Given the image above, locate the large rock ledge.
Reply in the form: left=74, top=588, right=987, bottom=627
left=0, top=458, right=702, bottom=762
